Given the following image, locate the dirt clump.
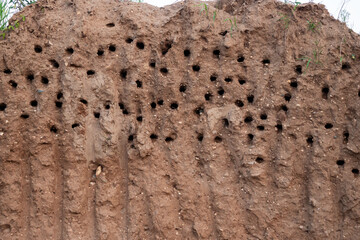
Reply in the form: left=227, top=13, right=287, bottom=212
left=0, top=0, right=360, bottom=239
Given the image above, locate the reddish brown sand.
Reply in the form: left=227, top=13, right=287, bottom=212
left=0, top=0, right=360, bottom=239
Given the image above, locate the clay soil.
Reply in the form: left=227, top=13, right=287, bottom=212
left=1, top=0, right=360, bottom=239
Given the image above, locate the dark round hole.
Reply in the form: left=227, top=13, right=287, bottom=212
left=210, top=75, right=217, bottom=82
left=343, top=131, right=349, bottom=144
left=149, top=61, right=156, bottom=68
left=4, top=69, right=11, bottom=74
left=34, top=45, right=42, bottom=53
left=8, top=80, right=17, bottom=88
left=257, top=125, right=265, bottom=131
left=238, top=79, right=246, bottom=85
left=57, top=92, right=63, bottom=100
left=184, top=49, right=191, bottom=57
left=342, top=63, right=350, bottom=70
left=150, top=102, right=156, bottom=109
left=120, top=69, right=127, bottom=79
left=157, top=100, right=164, bottom=105
left=213, top=49, right=220, bottom=57
left=179, top=84, right=187, bottom=92
left=20, top=114, right=29, bottom=119
left=136, top=80, right=142, bottom=88
left=50, top=59, right=59, bottom=68
left=119, top=103, right=125, bottom=109
left=218, top=87, right=225, bottom=96
left=281, top=105, right=288, bottom=112
left=192, top=65, right=200, bottom=72
left=244, top=116, right=253, bottom=123
left=97, top=49, right=104, bottom=56
left=260, top=113, right=267, bottom=120
left=80, top=99, right=88, bottom=105
left=105, top=104, right=110, bottom=110
left=55, top=101, right=63, bottom=108
left=205, top=92, right=212, bottom=101
left=87, top=70, right=95, bottom=76
left=307, top=135, right=313, bottom=145
left=219, top=30, right=228, bottom=36
left=224, top=77, right=232, bottom=83
left=275, top=123, right=283, bottom=132
left=223, top=118, right=229, bottom=127
left=194, top=106, right=204, bottom=115
left=137, top=116, right=143, bottom=122
left=50, top=125, right=57, bottom=133
left=336, top=160, right=345, bottom=166
left=325, top=123, right=333, bottom=129
left=160, top=68, right=168, bottom=74
left=165, top=137, right=174, bottom=142
left=126, top=38, right=133, bottom=43
left=122, top=109, right=129, bottom=115
left=27, top=74, right=34, bottom=81
left=295, top=65, right=302, bottom=74
left=128, top=135, right=134, bottom=141
left=290, top=80, right=298, bottom=88
left=322, top=87, right=329, bottom=99
left=352, top=168, right=359, bottom=174
left=214, top=136, right=222, bottom=143
left=0, top=103, right=7, bottom=111
left=72, top=123, right=80, bottom=128
left=197, top=134, right=204, bottom=142
left=237, top=56, right=245, bottom=62
left=248, top=134, right=254, bottom=140
left=30, top=100, right=38, bottom=107
left=136, top=42, right=145, bottom=49
left=284, top=93, right=291, bottom=102
left=170, top=102, right=178, bottom=110
left=256, top=157, right=264, bottom=163
left=94, top=112, right=100, bottom=118
left=235, top=100, right=244, bottom=107
left=41, top=76, right=49, bottom=84
left=106, top=23, right=115, bottom=27
left=66, top=47, right=74, bottom=54
left=150, top=134, right=158, bottom=140
left=262, top=59, right=270, bottom=64
left=109, top=45, right=116, bottom=52
left=247, top=95, right=254, bottom=103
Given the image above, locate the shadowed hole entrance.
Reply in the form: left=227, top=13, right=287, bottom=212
left=290, top=80, right=298, bottom=88
left=238, top=79, right=246, bottom=85
left=184, top=49, right=191, bottom=57
left=87, top=70, right=95, bottom=76
left=256, top=157, right=264, bottom=163
left=94, top=112, right=100, bottom=118
left=284, top=93, right=291, bottom=102
left=160, top=68, right=168, bottom=74
left=325, top=123, right=333, bottom=129
left=247, top=95, right=254, bottom=103
left=41, top=76, right=49, bottom=84
left=342, top=62, right=350, bottom=70
left=165, top=136, right=174, bottom=142
left=343, top=131, right=349, bottom=144
left=295, top=65, right=302, bottom=74
left=55, top=101, right=63, bottom=108
left=194, top=106, right=204, bottom=116
left=150, top=134, right=158, bottom=140
left=205, top=92, right=212, bottom=101
left=27, top=74, right=34, bottom=81
left=257, top=125, right=265, bottom=131
left=260, top=113, right=267, bottom=120
left=214, top=136, right=222, bottom=143
left=8, top=80, right=17, bottom=88
left=248, top=134, right=254, bottom=141
left=352, top=168, right=359, bottom=174
left=224, top=77, right=232, bottom=83
left=4, top=69, right=11, bottom=74
left=244, top=116, right=253, bottom=123
left=34, top=45, right=42, bottom=53
left=179, top=84, right=187, bottom=92
left=197, top=134, right=204, bottom=142
left=109, top=44, right=116, bottom=52
left=157, top=100, right=164, bottom=105
left=217, top=87, right=225, bottom=96
left=223, top=118, right=229, bottom=127
left=136, top=41, right=145, bottom=49
left=120, top=69, right=127, bottom=79
left=50, top=59, right=59, bottom=68
left=275, top=123, right=283, bottom=132
left=150, top=102, right=156, bottom=109
left=210, top=74, right=217, bottom=82
left=30, top=100, right=38, bottom=107
left=235, top=100, right=244, bottom=107
left=72, top=123, right=80, bottom=128
left=20, top=114, right=29, bottom=119
left=192, top=65, right=200, bottom=72
left=57, top=92, right=63, bottom=100
left=322, top=86, right=329, bottom=99
left=262, top=59, right=270, bottom=65
left=80, top=99, right=88, bottom=105
left=97, top=49, right=104, bottom=56
left=50, top=125, right=57, bottom=133
left=213, top=49, right=220, bottom=57
left=237, top=56, right=245, bottom=62
left=170, top=102, right=178, bottom=110
left=0, top=103, right=7, bottom=111
left=136, top=116, right=143, bottom=122
left=336, top=160, right=345, bottom=166
left=149, top=61, right=156, bottom=68
left=66, top=47, right=74, bottom=54
left=125, top=38, right=133, bottom=43
left=106, top=23, right=115, bottom=27
left=307, top=135, right=313, bottom=145
left=136, top=80, right=142, bottom=88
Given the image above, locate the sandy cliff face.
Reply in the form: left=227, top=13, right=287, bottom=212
left=0, top=0, right=360, bottom=239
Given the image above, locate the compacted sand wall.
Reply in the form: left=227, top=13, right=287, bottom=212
left=1, top=0, right=360, bottom=239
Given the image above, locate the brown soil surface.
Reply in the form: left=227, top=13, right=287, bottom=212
left=1, top=0, right=360, bottom=239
